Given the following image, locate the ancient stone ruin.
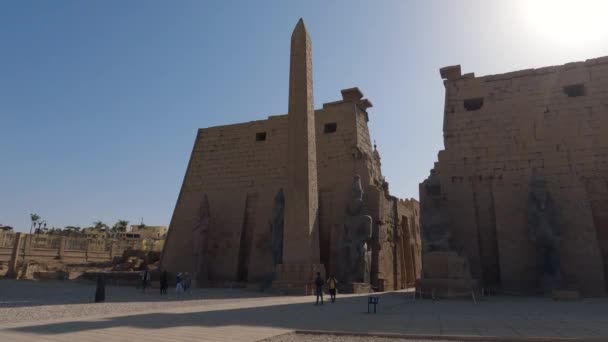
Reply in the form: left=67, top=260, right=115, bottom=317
left=527, top=170, right=561, bottom=292
left=420, top=57, right=608, bottom=296
left=417, top=169, right=478, bottom=298
left=337, top=176, right=373, bottom=289
left=161, top=19, right=422, bottom=292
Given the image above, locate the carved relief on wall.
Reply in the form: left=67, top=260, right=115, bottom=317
left=527, top=170, right=561, bottom=291
left=192, top=194, right=210, bottom=283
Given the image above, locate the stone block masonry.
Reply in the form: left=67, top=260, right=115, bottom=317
left=0, top=232, right=153, bottom=278
left=283, top=18, right=321, bottom=266
left=421, top=56, right=608, bottom=296
left=161, top=88, right=421, bottom=291
left=161, top=20, right=421, bottom=292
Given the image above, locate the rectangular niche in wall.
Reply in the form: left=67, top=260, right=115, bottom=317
left=324, top=122, right=337, bottom=133
left=464, top=98, right=484, bottom=111
left=255, top=132, right=267, bottom=141
left=563, top=84, right=585, bottom=97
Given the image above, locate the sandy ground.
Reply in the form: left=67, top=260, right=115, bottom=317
left=2, top=279, right=608, bottom=341
left=0, top=278, right=270, bottom=324
left=0, top=280, right=478, bottom=341
left=263, top=333, right=470, bottom=342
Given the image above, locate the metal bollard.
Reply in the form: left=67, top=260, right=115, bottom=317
left=367, top=296, right=379, bottom=314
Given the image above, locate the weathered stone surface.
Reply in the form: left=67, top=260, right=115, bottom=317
left=527, top=171, right=561, bottom=293
left=440, top=65, right=461, bottom=80
left=271, top=18, right=324, bottom=289
left=422, top=252, right=472, bottom=280
left=270, top=189, right=285, bottom=269
left=417, top=277, right=480, bottom=298
left=283, top=18, right=320, bottom=266
left=336, top=176, right=373, bottom=285
left=421, top=56, right=608, bottom=296
left=417, top=249, right=478, bottom=299
left=420, top=169, right=451, bottom=252
left=193, top=193, right=210, bottom=286
left=417, top=166, right=478, bottom=298
left=339, top=282, right=372, bottom=294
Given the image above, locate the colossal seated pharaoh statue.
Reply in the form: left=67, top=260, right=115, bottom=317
left=339, top=175, right=373, bottom=286
left=416, top=169, right=478, bottom=298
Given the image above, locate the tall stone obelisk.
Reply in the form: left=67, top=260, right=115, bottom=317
left=274, top=19, right=324, bottom=292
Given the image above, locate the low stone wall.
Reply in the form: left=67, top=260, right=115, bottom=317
left=0, top=247, right=11, bottom=263
left=0, top=232, right=163, bottom=277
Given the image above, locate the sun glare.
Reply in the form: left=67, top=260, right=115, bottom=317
left=521, top=0, right=608, bottom=45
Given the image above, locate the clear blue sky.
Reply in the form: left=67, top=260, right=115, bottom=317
left=2, top=1, right=607, bottom=232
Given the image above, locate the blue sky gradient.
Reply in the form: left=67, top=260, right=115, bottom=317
left=2, top=1, right=607, bottom=231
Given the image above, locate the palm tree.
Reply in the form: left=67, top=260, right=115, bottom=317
left=93, top=221, right=109, bottom=231
left=29, top=213, right=40, bottom=234
left=118, top=220, right=129, bottom=231
left=111, top=220, right=129, bottom=233
left=35, top=220, right=46, bottom=234
left=93, top=221, right=109, bottom=240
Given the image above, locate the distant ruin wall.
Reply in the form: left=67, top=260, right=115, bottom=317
left=422, top=56, right=608, bottom=295
left=0, top=232, right=160, bottom=275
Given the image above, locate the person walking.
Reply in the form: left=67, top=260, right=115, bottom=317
left=175, top=272, right=184, bottom=294
left=183, top=272, right=192, bottom=296
left=95, top=273, right=106, bottom=303
left=141, top=267, right=150, bottom=294
left=314, top=272, right=324, bottom=305
left=160, top=270, right=168, bottom=295
left=327, top=275, right=338, bottom=303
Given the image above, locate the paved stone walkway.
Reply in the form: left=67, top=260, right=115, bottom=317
left=1, top=281, right=608, bottom=341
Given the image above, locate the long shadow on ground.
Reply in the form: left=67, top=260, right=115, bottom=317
left=0, top=279, right=271, bottom=308
left=9, top=291, right=608, bottom=339
left=10, top=293, right=403, bottom=335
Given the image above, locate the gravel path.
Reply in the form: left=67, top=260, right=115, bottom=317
left=0, top=278, right=270, bottom=324
left=263, top=333, right=471, bottom=342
